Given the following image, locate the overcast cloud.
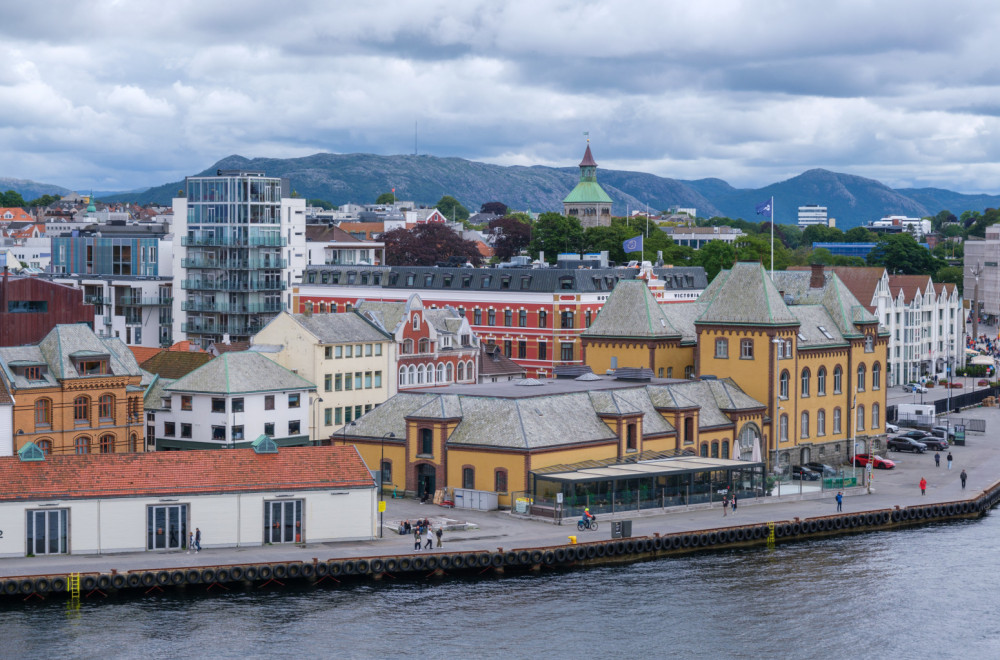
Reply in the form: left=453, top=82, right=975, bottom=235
left=2, top=0, right=1000, bottom=194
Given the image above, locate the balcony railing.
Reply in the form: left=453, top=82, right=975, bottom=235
left=182, top=322, right=265, bottom=336
left=181, top=257, right=287, bottom=269
left=118, top=296, right=173, bottom=306
left=181, top=236, right=287, bottom=247
left=180, top=280, right=287, bottom=291
left=182, top=301, right=286, bottom=314
left=84, top=295, right=110, bottom=305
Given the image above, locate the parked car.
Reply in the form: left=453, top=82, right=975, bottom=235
left=887, top=436, right=927, bottom=453
left=904, top=383, right=928, bottom=393
left=791, top=465, right=821, bottom=481
left=978, top=379, right=990, bottom=386
left=803, top=462, right=839, bottom=477
left=931, top=425, right=956, bottom=441
left=853, top=454, right=896, bottom=469
left=885, top=422, right=899, bottom=433
left=896, top=430, right=933, bottom=442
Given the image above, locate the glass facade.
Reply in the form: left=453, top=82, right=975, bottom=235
left=26, top=509, right=68, bottom=555
left=264, top=499, right=303, bottom=543
left=147, top=504, right=189, bottom=550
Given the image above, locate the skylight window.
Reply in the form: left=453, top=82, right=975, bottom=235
left=797, top=333, right=807, bottom=342
left=818, top=326, right=834, bottom=340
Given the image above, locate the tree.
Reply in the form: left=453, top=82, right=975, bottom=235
left=0, top=190, right=26, bottom=207
left=866, top=233, right=940, bottom=274
left=382, top=223, right=483, bottom=267
left=696, top=240, right=736, bottom=281
left=529, top=212, right=583, bottom=263
left=935, top=266, right=964, bottom=295
left=487, top=216, right=532, bottom=262
left=26, top=194, right=62, bottom=208
left=801, top=224, right=844, bottom=245
left=844, top=226, right=877, bottom=242
left=435, top=195, right=469, bottom=222
left=480, top=201, right=508, bottom=216
left=376, top=192, right=396, bottom=205
left=307, top=198, right=335, bottom=210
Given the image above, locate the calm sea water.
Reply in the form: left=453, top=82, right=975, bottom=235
left=3, top=514, right=1000, bottom=660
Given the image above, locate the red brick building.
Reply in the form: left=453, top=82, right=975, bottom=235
left=0, top=272, right=95, bottom=346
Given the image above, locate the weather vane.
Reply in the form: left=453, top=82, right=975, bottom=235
left=583, top=131, right=589, bottom=143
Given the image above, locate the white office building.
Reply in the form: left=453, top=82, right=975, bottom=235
left=797, top=205, right=830, bottom=228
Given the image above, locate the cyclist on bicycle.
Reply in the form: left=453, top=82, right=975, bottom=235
left=580, top=507, right=595, bottom=529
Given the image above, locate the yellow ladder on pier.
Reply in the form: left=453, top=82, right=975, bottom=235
left=766, top=522, right=775, bottom=550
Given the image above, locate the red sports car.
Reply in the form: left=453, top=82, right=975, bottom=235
left=853, top=454, right=895, bottom=469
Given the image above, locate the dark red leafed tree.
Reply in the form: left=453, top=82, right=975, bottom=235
left=382, top=223, right=484, bottom=266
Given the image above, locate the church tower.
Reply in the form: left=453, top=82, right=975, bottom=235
left=562, top=143, right=613, bottom=227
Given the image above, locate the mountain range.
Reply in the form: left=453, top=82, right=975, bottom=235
left=6, top=154, right=1000, bottom=228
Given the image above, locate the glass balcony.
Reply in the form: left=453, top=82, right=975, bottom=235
left=181, top=257, right=286, bottom=269
left=181, top=280, right=286, bottom=291
left=182, top=322, right=266, bottom=336
left=181, top=301, right=286, bottom=314
left=118, top=296, right=173, bottom=306
left=84, top=295, right=110, bottom=305
left=181, top=236, right=287, bottom=247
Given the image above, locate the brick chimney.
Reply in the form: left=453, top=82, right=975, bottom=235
left=810, top=263, right=825, bottom=289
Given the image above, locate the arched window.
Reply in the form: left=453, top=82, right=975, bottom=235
left=34, top=398, right=52, bottom=429
left=437, top=363, right=446, bottom=383
left=75, top=436, right=91, bottom=454
left=418, top=338, right=430, bottom=353
left=462, top=467, right=475, bottom=489
left=399, top=366, right=407, bottom=387
left=402, top=338, right=414, bottom=355
left=856, top=404, right=865, bottom=431
left=129, top=433, right=138, bottom=453
left=833, top=407, right=842, bottom=434
left=416, top=364, right=426, bottom=384
left=36, top=439, right=52, bottom=455
left=412, top=314, right=420, bottom=330
left=466, top=360, right=475, bottom=380
left=457, top=361, right=465, bottom=381
left=99, top=394, right=115, bottom=421
left=817, top=367, right=827, bottom=396
left=833, top=366, right=843, bottom=393
left=74, top=396, right=90, bottom=423
left=721, top=440, right=730, bottom=459
left=780, top=414, right=789, bottom=442
left=872, top=362, right=881, bottom=390
left=779, top=371, right=790, bottom=399
left=857, top=364, right=866, bottom=392
left=700, top=443, right=709, bottom=457
left=817, top=410, right=826, bottom=436
left=872, top=403, right=880, bottom=429
left=408, top=365, right=416, bottom=385
left=737, top=423, right=761, bottom=460
left=100, top=434, right=115, bottom=454
left=494, top=469, right=508, bottom=493
left=800, top=411, right=809, bottom=438
left=711, top=441, right=719, bottom=458
left=446, top=363, right=453, bottom=382
left=800, top=369, right=810, bottom=397
left=426, top=364, right=435, bottom=384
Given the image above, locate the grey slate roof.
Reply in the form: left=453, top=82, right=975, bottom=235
left=273, top=311, right=392, bottom=343
left=584, top=280, right=680, bottom=339
left=771, top=270, right=879, bottom=337
left=166, top=351, right=316, bottom=395
left=662, top=302, right=709, bottom=344
left=144, top=375, right=176, bottom=411
left=697, top=262, right=798, bottom=326
left=789, top=305, right=847, bottom=348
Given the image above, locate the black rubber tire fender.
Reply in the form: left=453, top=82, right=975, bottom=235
left=156, top=570, right=171, bottom=586
left=272, top=564, right=288, bottom=579
left=477, top=552, right=491, bottom=567
left=216, top=568, right=231, bottom=583
left=98, top=575, right=113, bottom=590
left=19, top=579, right=34, bottom=594
left=517, top=550, right=531, bottom=564
left=680, top=534, right=693, bottom=548
left=201, top=568, right=216, bottom=583
left=732, top=528, right=743, bottom=542
left=81, top=576, right=97, bottom=591
left=51, top=577, right=67, bottom=592
left=931, top=506, right=941, bottom=517
left=586, top=544, right=598, bottom=558
left=231, top=565, right=246, bottom=580
left=328, top=562, right=344, bottom=577
left=286, top=562, right=302, bottom=578
left=170, top=570, right=185, bottom=585
left=492, top=552, right=505, bottom=567
left=643, top=539, right=655, bottom=552
left=341, top=561, right=355, bottom=576
left=369, top=559, right=384, bottom=574
left=299, top=563, right=314, bottom=578
left=384, top=559, right=398, bottom=573
left=529, top=550, right=543, bottom=564
left=34, top=578, right=51, bottom=594
left=398, top=557, right=413, bottom=572
left=412, top=557, right=425, bottom=571
left=708, top=532, right=719, bottom=545
left=451, top=554, right=466, bottom=569
left=186, top=569, right=201, bottom=584
left=791, top=523, right=801, bottom=535
left=126, top=574, right=141, bottom=588
left=614, top=540, right=626, bottom=555
left=653, top=537, right=665, bottom=550
left=816, top=519, right=827, bottom=532
left=141, top=572, right=156, bottom=587
left=256, top=565, right=273, bottom=580
left=436, top=556, right=450, bottom=570
left=505, top=551, right=518, bottom=565
left=891, top=510, right=901, bottom=522
left=424, top=556, right=439, bottom=570
left=111, top=575, right=126, bottom=589
left=357, top=560, right=371, bottom=574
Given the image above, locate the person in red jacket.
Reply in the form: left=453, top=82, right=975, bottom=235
left=919, top=477, right=927, bottom=495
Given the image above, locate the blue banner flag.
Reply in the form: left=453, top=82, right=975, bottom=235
left=623, top=235, right=643, bottom=254
left=755, top=200, right=772, bottom=217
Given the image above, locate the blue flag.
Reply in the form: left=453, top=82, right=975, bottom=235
left=622, top=235, right=643, bottom=254
left=755, top=200, right=772, bottom=218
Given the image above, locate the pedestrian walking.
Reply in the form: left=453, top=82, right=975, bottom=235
left=934, top=452, right=941, bottom=467
left=961, top=469, right=968, bottom=489
left=722, top=493, right=728, bottom=517
left=413, top=528, right=421, bottom=551
left=731, top=494, right=737, bottom=514
left=188, top=531, right=194, bottom=554
left=836, top=491, right=843, bottom=512
left=947, top=452, right=954, bottom=470
left=195, top=528, right=202, bottom=552
left=435, top=527, right=443, bottom=547
left=920, top=477, right=927, bottom=495
left=425, top=529, right=434, bottom=550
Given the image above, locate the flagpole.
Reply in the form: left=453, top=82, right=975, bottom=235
left=770, top=195, right=774, bottom=279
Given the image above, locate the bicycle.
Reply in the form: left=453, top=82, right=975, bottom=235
left=577, top=519, right=599, bottom=532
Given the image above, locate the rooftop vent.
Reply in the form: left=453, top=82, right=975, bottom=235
left=514, top=378, right=545, bottom=386
left=18, top=442, right=45, bottom=462
left=614, top=367, right=653, bottom=382
left=553, top=365, right=593, bottom=379
left=251, top=435, right=279, bottom=454
left=575, top=372, right=603, bottom=381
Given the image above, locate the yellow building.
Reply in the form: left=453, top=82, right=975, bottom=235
left=583, top=262, right=889, bottom=473
left=341, top=374, right=767, bottom=508
left=0, top=324, right=148, bottom=456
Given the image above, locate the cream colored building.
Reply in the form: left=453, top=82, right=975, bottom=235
left=252, top=311, right=396, bottom=442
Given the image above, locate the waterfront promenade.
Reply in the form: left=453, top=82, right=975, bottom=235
left=2, top=407, right=997, bottom=580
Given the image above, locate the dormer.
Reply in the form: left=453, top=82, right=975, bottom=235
left=11, top=361, right=48, bottom=382
left=71, top=352, right=110, bottom=376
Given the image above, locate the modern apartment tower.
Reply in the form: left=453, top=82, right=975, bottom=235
left=172, top=170, right=306, bottom=347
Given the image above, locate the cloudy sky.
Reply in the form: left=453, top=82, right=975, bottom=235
left=3, top=0, right=1000, bottom=194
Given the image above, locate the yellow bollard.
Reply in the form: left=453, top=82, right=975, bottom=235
left=568, top=535, right=577, bottom=544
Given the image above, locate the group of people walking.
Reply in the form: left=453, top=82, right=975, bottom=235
left=402, top=519, right=442, bottom=550
left=721, top=492, right=738, bottom=516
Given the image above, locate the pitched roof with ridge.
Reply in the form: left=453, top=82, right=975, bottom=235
left=166, top=351, right=316, bottom=395
left=140, top=350, right=215, bottom=379
left=887, top=274, right=934, bottom=304
left=788, top=266, right=885, bottom=312
left=274, top=311, right=392, bottom=343
left=771, top=270, right=880, bottom=336
left=584, top=280, right=681, bottom=339
left=696, top=262, right=798, bottom=326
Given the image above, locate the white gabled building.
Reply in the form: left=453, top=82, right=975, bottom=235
left=152, top=351, right=316, bottom=450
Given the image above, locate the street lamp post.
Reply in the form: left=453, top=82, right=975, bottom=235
left=771, top=336, right=782, bottom=481
left=379, top=432, right=395, bottom=538
left=312, top=397, right=324, bottom=447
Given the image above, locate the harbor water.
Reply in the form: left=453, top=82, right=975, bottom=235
left=3, top=514, right=999, bottom=659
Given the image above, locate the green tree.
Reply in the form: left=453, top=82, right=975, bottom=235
left=801, top=224, right=844, bottom=245
left=866, top=233, right=940, bottom=274
left=307, top=198, right=335, bottom=210
left=696, top=240, right=737, bottom=280
left=529, top=212, right=583, bottom=263
left=935, top=266, right=964, bottom=294
left=0, top=190, right=26, bottom=207
left=26, top=194, right=62, bottom=208
left=844, top=226, right=877, bottom=242
left=376, top=192, right=395, bottom=205
left=435, top=195, right=469, bottom=222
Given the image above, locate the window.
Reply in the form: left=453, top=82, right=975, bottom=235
left=800, top=369, right=810, bottom=397
left=865, top=334, right=874, bottom=352
left=232, top=425, right=244, bottom=441
left=626, top=423, right=637, bottom=451
left=265, top=395, right=275, bottom=410
left=325, top=375, right=332, bottom=392
left=354, top=372, right=363, bottom=389
left=100, top=434, right=115, bottom=453
left=518, top=341, right=527, bottom=359
left=418, top=338, right=430, bottom=353
left=412, top=314, right=420, bottom=330
left=800, top=412, right=809, bottom=438
left=164, top=422, right=175, bottom=437
left=325, top=346, right=333, bottom=359
left=181, top=423, right=192, bottom=438
left=740, top=339, right=754, bottom=359
left=375, top=344, right=382, bottom=356
left=462, top=467, right=475, bottom=489
left=474, top=309, right=482, bottom=325
left=780, top=414, right=788, bottom=442
left=264, top=499, right=303, bottom=544
left=34, top=398, right=52, bottom=428
left=833, top=366, right=843, bottom=393
left=538, top=310, right=547, bottom=328
left=872, top=403, right=880, bottom=429
left=817, top=410, right=826, bottom=436
left=779, top=371, right=789, bottom=399
left=504, top=340, right=512, bottom=358
left=504, top=309, right=512, bottom=326
left=212, top=398, right=226, bottom=413
left=419, top=428, right=433, bottom=455
left=375, top=371, right=383, bottom=388
left=538, top=342, right=547, bottom=361
left=487, top=309, right=496, bottom=326
left=36, top=439, right=51, bottom=455
left=99, top=394, right=115, bottom=421
left=872, top=362, right=881, bottom=390
left=495, top=469, right=508, bottom=493
left=833, top=408, right=842, bottom=434
left=857, top=364, right=866, bottom=392
left=684, top=365, right=695, bottom=379
left=560, top=311, right=574, bottom=329
left=27, top=509, right=68, bottom=555
left=856, top=404, right=865, bottom=432
left=289, top=420, right=301, bottom=435
left=715, top=338, right=728, bottom=358
left=288, top=393, right=301, bottom=408
left=212, top=425, right=226, bottom=441
left=365, top=372, right=373, bottom=389
left=73, top=396, right=90, bottom=423
left=817, top=367, right=827, bottom=396
left=346, top=345, right=353, bottom=358
left=181, top=395, right=192, bottom=411
left=24, top=366, right=42, bottom=380
left=75, top=436, right=90, bottom=454
left=264, top=422, right=275, bottom=436
left=335, top=345, right=343, bottom=358
left=518, top=310, right=527, bottom=327
left=344, top=374, right=352, bottom=391
left=561, top=342, right=573, bottom=361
